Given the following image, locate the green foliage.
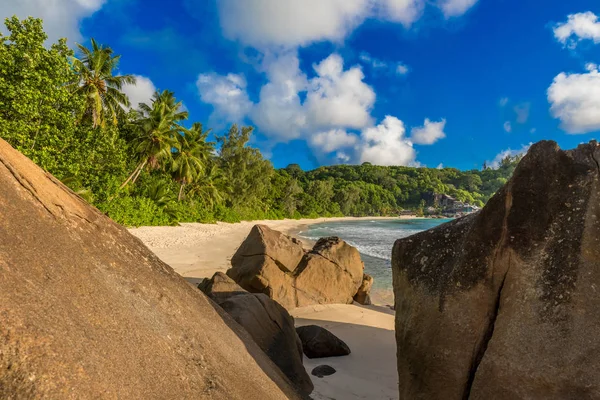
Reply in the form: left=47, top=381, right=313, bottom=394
left=0, top=17, right=522, bottom=227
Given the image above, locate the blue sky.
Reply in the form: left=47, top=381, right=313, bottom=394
left=2, top=0, right=600, bottom=170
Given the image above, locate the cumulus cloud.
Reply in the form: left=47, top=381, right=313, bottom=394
left=216, top=0, right=370, bottom=48
left=251, top=52, right=308, bottom=140
left=196, top=72, right=253, bottom=123
left=503, top=121, right=512, bottom=133
left=359, top=52, right=388, bottom=69
left=310, top=129, right=359, bottom=153
left=215, top=0, right=476, bottom=49
left=410, top=118, right=446, bottom=145
left=487, top=143, right=531, bottom=169
left=547, top=65, right=600, bottom=134
left=122, top=75, right=156, bottom=110
left=0, top=0, right=105, bottom=43
left=358, top=116, right=418, bottom=166
left=554, top=11, right=600, bottom=47
left=377, top=0, right=425, bottom=26
left=437, top=0, right=479, bottom=18
left=305, top=54, right=376, bottom=130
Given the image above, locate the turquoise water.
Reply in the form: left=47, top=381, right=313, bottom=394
left=298, top=218, right=450, bottom=304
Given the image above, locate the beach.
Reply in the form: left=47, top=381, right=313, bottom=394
left=129, top=217, right=402, bottom=400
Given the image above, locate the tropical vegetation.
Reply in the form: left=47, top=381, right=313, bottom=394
left=0, top=17, right=521, bottom=226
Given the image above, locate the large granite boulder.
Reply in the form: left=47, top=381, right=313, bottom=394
left=392, top=140, right=600, bottom=399
left=199, top=273, right=313, bottom=395
left=228, top=230, right=366, bottom=310
left=0, top=138, right=301, bottom=400
left=296, top=325, right=351, bottom=359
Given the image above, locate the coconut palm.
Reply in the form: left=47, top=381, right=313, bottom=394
left=120, top=90, right=188, bottom=189
left=187, top=164, right=224, bottom=208
left=172, top=123, right=213, bottom=201
left=72, top=38, right=135, bottom=128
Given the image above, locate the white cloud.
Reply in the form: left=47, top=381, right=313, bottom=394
left=547, top=65, right=600, bottom=134
left=196, top=72, right=253, bottom=123
left=554, top=12, right=600, bottom=47
left=122, top=75, right=156, bottom=110
left=499, top=97, right=509, bottom=107
left=396, top=63, right=410, bottom=75
left=530, top=128, right=537, bottom=134
left=310, top=129, right=359, bottom=153
left=488, top=144, right=531, bottom=169
left=503, top=121, right=512, bottom=133
left=0, top=0, right=105, bottom=43
left=216, top=0, right=370, bottom=48
left=305, top=54, right=376, bottom=130
left=437, top=0, right=478, bottom=18
left=436, top=163, right=444, bottom=169
left=358, top=116, right=418, bottom=166
left=359, top=52, right=388, bottom=69
left=514, top=102, right=530, bottom=124
left=410, top=118, right=446, bottom=145
left=251, top=51, right=308, bottom=140
left=215, top=0, right=476, bottom=49
left=378, top=0, right=425, bottom=26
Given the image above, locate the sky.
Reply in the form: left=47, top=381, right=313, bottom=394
left=1, top=0, right=600, bottom=171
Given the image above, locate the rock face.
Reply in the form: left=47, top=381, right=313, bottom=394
left=0, top=138, right=301, bottom=400
left=311, top=365, right=336, bottom=378
left=353, top=274, right=374, bottom=305
left=392, top=140, right=600, bottom=400
left=199, top=273, right=313, bottom=395
left=296, top=325, right=351, bottom=359
left=228, top=229, right=365, bottom=310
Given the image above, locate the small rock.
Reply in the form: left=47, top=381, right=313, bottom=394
left=296, top=325, right=351, bottom=359
left=311, top=365, right=336, bottom=378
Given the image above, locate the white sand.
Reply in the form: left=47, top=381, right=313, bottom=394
left=292, top=304, right=397, bottom=400
left=129, top=217, right=400, bottom=400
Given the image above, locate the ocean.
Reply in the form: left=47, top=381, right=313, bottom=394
left=298, top=218, right=451, bottom=305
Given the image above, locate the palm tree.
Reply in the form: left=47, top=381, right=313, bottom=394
left=172, top=123, right=213, bottom=201
left=120, top=90, right=188, bottom=189
left=72, top=38, right=135, bottom=128
left=187, top=164, right=224, bottom=208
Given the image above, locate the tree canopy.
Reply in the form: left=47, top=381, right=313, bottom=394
left=0, top=17, right=521, bottom=227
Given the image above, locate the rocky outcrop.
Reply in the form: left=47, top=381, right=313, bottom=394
left=198, top=271, right=247, bottom=302
left=392, top=140, right=600, bottom=400
left=0, top=138, right=301, bottom=400
left=353, top=274, right=374, bottom=305
left=199, top=273, right=313, bottom=395
left=228, top=229, right=366, bottom=310
left=296, top=325, right=351, bottom=359
left=219, top=294, right=314, bottom=396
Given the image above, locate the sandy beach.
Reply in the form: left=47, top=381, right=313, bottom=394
left=129, top=217, right=401, bottom=400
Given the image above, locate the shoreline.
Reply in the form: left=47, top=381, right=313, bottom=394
left=129, top=215, right=416, bottom=285
left=130, top=215, right=418, bottom=304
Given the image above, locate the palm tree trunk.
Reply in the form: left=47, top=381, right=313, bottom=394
left=178, top=183, right=185, bottom=202
left=120, top=159, right=147, bottom=189
left=131, top=161, right=146, bottom=185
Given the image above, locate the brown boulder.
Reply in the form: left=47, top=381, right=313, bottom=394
left=198, top=273, right=313, bottom=395
left=0, top=138, right=301, bottom=399
left=392, top=140, right=600, bottom=399
left=198, top=271, right=247, bottom=302
left=353, top=273, right=374, bottom=305
left=231, top=224, right=305, bottom=273
left=228, top=229, right=366, bottom=310
left=219, top=294, right=314, bottom=396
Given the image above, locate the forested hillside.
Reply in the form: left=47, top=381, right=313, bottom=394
left=0, top=17, right=520, bottom=226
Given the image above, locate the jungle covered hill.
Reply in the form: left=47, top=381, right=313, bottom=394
left=0, top=17, right=520, bottom=227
